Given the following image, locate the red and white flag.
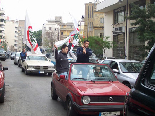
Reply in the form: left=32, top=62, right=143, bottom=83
left=23, top=12, right=41, bottom=54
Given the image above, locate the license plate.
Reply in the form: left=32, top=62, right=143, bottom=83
left=99, top=111, right=120, bottom=116
left=39, top=71, right=44, bottom=73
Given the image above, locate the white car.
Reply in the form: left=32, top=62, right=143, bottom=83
left=14, top=52, right=21, bottom=65
left=21, top=54, right=55, bottom=75
left=102, top=59, right=143, bottom=88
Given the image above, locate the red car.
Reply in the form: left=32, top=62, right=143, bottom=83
left=0, top=63, right=8, bottom=103
left=51, top=63, right=130, bottom=116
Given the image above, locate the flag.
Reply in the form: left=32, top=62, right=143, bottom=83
left=23, top=12, right=41, bottom=54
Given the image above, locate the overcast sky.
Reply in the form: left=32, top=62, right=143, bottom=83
left=1, top=0, right=94, bottom=31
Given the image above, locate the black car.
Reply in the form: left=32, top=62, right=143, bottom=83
left=124, top=45, right=155, bottom=116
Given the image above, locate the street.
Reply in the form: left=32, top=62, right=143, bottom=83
left=0, top=59, right=66, bottom=116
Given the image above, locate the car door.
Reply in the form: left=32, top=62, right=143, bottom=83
left=126, top=46, right=155, bottom=115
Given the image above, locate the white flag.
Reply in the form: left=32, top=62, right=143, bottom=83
left=23, top=12, right=41, bottom=54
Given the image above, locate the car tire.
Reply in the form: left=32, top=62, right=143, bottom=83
left=123, top=82, right=131, bottom=89
left=18, top=61, right=20, bottom=67
left=24, top=69, right=28, bottom=75
left=51, top=83, right=58, bottom=100
left=14, top=62, right=16, bottom=65
left=67, top=98, right=78, bottom=116
left=2, top=59, right=5, bottom=61
left=22, top=67, right=24, bottom=72
left=48, top=72, right=52, bottom=76
left=0, top=83, right=5, bottom=103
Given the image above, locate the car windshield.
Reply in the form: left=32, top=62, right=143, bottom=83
left=27, top=56, right=48, bottom=61
left=119, top=62, right=143, bottom=73
left=70, top=64, right=117, bottom=81
left=0, top=49, right=5, bottom=53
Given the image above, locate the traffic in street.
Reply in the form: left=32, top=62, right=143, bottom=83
left=0, top=59, right=66, bottom=116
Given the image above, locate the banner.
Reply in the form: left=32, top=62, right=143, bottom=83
left=23, top=12, right=41, bottom=54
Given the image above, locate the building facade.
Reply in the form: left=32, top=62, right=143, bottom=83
left=0, top=8, right=5, bottom=46
left=97, top=0, right=154, bottom=60
left=42, top=21, right=60, bottom=48
left=18, top=20, right=25, bottom=52
left=5, top=20, right=19, bottom=52
left=84, top=1, right=104, bottom=38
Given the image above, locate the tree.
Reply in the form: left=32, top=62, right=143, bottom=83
left=80, top=36, right=113, bottom=59
left=128, top=3, right=155, bottom=57
left=33, top=30, right=42, bottom=46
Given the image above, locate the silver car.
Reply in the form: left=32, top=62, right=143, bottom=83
left=102, top=59, right=143, bottom=88
left=14, top=52, right=21, bottom=65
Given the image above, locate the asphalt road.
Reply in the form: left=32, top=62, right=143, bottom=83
left=0, top=59, right=66, bottom=116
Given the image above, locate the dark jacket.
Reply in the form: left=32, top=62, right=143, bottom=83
left=76, top=47, right=92, bottom=63
left=55, top=43, right=72, bottom=74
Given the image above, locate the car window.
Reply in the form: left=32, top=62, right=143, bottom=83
left=119, top=62, right=142, bottom=73
left=70, top=64, right=117, bottom=81
left=27, top=56, right=48, bottom=61
left=102, top=60, right=111, bottom=64
left=150, top=63, right=155, bottom=85
left=16, top=53, right=20, bottom=57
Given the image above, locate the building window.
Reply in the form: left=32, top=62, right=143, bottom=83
left=100, top=18, right=104, bottom=23
left=150, top=0, right=155, bottom=4
left=100, top=33, right=104, bottom=38
left=92, top=6, right=94, bottom=18
left=114, top=6, right=125, bottom=24
left=90, top=6, right=91, bottom=18
left=61, top=32, right=63, bottom=35
left=88, top=6, right=89, bottom=18
left=49, top=27, right=51, bottom=30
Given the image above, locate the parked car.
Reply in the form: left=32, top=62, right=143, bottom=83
left=51, top=63, right=130, bottom=116
left=10, top=52, right=16, bottom=60
left=0, top=62, right=8, bottom=103
left=124, top=45, right=155, bottom=116
left=21, top=54, right=55, bottom=75
left=102, top=59, right=143, bottom=88
left=89, top=53, right=99, bottom=63
left=0, top=48, right=7, bottom=61
left=14, top=52, right=21, bottom=65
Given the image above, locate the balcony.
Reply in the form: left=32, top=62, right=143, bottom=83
left=0, top=10, right=5, bottom=15
left=0, top=22, right=5, bottom=26
left=96, top=0, right=139, bottom=12
left=0, top=27, right=4, bottom=31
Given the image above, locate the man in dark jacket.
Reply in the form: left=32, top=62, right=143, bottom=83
left=76, top=40, right=92, bottom=79
left=76, top=40, right=92, bottom=63
left=54, top=38, right=73, bottom=79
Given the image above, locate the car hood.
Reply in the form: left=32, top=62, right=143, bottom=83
left=25, top=60, right=54, bottom=66
left=122, top=73, right=139, bottom=80
left=72, top=81, right=130, bottom=96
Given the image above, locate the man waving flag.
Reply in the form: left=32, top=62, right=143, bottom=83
left=23, top=12, right=41, bottom=54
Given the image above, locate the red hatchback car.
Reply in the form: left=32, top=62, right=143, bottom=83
left=0, top=63, right=8, bottom=103
left=51, top=63, right=130, bottom=116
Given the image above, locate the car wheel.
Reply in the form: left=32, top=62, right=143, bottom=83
left=124, top=83, right=131, bottom=89
left=22, top=67, right=24, bottom=72
left=2, top=59, right=5, bottom=61
left=67, top=98, right=78, bottom=116
left=18, top=61, right=20, bottom=67
left=0, top=83, right=5, bottom=103
left=51, top=83, right=58, bottom=100
left=24, top=69, right=28, bottom=75
left=48, top=72, right=52, bottom=76
left=14, top=62, right=16, bottom=65
left=51, top=86, right=58, bottom=100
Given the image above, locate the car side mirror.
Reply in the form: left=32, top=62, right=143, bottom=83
left=113, top=69, right=120, bottom=74
left=59, top=75, right=65, bottom=80
left=3, top=67, right=8, bottom=71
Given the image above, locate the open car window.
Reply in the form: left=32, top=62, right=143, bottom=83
left=70, top=64, right=117, bottom=81
left=26, top=56, right=48, bottom=61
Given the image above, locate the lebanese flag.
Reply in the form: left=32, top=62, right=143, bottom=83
left=23, top=12, right=41, bottom=54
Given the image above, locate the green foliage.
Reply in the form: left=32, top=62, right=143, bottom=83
left=33, top=30, right=42, bottom=46
left=80, top=36, right=113, bottom=58
left=128, top=3, right=155, bottom=57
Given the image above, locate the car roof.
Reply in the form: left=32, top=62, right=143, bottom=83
left=104, top=59, right=140, bottom=63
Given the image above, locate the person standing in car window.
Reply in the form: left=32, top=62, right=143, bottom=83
left=54, top=37, right=73, bottom=79
left=20, top=49, right=27, bottom=61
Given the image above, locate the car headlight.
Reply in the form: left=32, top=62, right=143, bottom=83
left=82, top=96, right=91, bottom=104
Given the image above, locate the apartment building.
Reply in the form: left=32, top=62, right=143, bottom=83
left=0, top=8, right=5, bottom=45
left=42, top=21, right=60, bottom=48
left=18, top=20, right=25, bottom=52
left=84, top=1, right=104, bottom=38
left=96, top=0, right=155, bottom=60
left=5, top=20, right=19, bottom=52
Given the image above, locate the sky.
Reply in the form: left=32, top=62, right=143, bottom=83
left=1, top=0, right=94, bottom=31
